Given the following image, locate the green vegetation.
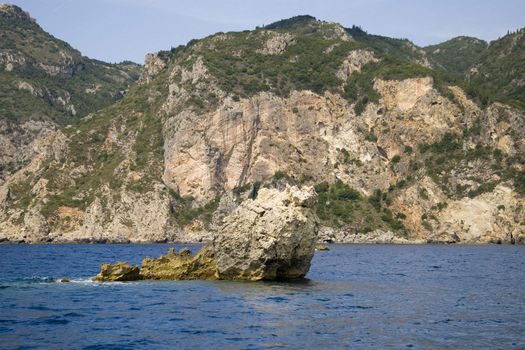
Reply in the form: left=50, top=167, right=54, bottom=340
left=171, top=194, right=221, bottom=228
left=3, top=7, right=525, bottom=239
left=424, top=37, right=487, bottom=77
left=346, top=25, right=429, bottom=62
left=315, top=181, right=405, bottom=233
left=199, top=29, right=360, bottom=100
left=263, top=15, right=318, bottom=30
left=36, top=72, right=168, bottom=218
left=0, top=7, right=140, bottom=125
left=514, top=171, right=525, bottom=196
left=418, top=132, right=525, bottom=198
left=425, top=29, right=525, bottom=110
left=229, top=174, right=408, bottom=234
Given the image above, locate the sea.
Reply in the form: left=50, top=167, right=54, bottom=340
left=0, top=244, right=524, bottom=349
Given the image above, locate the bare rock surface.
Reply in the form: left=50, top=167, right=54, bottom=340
left=213, top=185, right=319, bottom=280
left=94, top=186, right=319, bottom=282
left=140, top=246, right=217, bottom=280
left=336, top=50, right=378, bottom=81
left=94, top=262, right=140, bottom=282
left=257, top=32, right=296, bottom=55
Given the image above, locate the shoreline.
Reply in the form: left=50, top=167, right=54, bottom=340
left=0, top=240, right=522, bottom=245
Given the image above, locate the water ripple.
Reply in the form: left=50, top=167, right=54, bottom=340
left=0, top=244, right=523, bottom=349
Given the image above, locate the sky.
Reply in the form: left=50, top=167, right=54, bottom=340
left=7, top=0, right=525, bottom=64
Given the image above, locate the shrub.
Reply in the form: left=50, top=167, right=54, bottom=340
left=514, top=171, right=525, bottom=195
left=422, top=220, right=433, bottom=230
left=365, top=133, right=378, bottom=142
left=391, top=155, right=401, bottom=163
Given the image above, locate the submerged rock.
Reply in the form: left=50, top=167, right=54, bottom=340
left=213, top=185, right=319, bottom=281
left=94, top=186, right=319, bottom=282
left=315, top=244, right=330, bottom=251
left=94, top=261, right=141, bottom=282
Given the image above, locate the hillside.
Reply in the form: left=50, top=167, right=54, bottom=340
left=425, top=29, right=525, bottom=110
left=0, top=4, right=140, bottom=179
left=0, top=12, right=524, bottom=244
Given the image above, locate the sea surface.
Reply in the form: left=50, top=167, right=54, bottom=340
left=0, top=244, right=524, bottom=349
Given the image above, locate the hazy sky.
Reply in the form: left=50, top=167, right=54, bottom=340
left=7, top=0, right=525, bottom=64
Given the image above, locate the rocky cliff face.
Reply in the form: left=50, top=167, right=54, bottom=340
left=1, top=10, right=524, bottom=244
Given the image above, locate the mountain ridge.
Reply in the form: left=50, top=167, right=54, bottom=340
left=0, top=7, right=524, bottom=244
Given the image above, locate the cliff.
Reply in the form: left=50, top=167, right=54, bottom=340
left=0, top=10, right=524, bottom=244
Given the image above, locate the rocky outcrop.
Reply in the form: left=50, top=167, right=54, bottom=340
left=213, top=186, right=319, bottom=280
left=0, top=52, right=27, bottom=72
left=162, top=90, right=388, bottom=203
left=94, top=262, right=140, bottom=282
left=0, top=4, right=34, bottom=22
left=374, top=77, right=435, bottom=112
left=2, top=9, right=524, bottom=246
left=94, top=186, right=319, bottom=282
left=140, top=53, right=167, bottom=83
left=46, top=185, right=172, bottom=243
left=140, top=246, right=217, bottom=280
left=438, top=184, right=525, bottom=244
left=95, top=246, right=217, bottom=282
left=336, top=50, right=378, bottom=81
left=257, top=32, right=296, bottom=55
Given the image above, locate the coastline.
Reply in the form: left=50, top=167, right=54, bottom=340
left=0, top=239, right=521, bottom=245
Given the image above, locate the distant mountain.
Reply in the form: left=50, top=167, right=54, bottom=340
left=424, top=36, right=488, bottom=77
left=0, top=10, right=524, bottom=244
left=425, top=30, right=525, bottom=110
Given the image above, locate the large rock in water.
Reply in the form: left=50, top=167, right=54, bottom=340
left=213, top=185, right=319, bottom=280
left=94, top=186, right=319, bottom=282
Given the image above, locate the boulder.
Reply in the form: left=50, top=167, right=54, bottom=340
left=213, top=185, right=319, bottom=281
left=94, top=261, right=141, bottom=282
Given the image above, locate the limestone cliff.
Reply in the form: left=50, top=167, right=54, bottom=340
left=1, top=11, right=524, bottom=244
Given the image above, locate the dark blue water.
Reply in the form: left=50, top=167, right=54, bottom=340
left=0, top=244, right=524, bottom=349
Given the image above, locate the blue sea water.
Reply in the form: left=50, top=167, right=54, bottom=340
left=0, top=244, right=524, bottom=349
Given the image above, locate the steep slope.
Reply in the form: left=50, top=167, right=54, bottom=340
left=468, top=28, right=525, bottom=110
left=0, top=13, right=524, bottom=244
left=424, top=36, right=487, bottom=77
left=0, top=4, right=140, bottom=180
left=425, top=29, right=525, bottom=110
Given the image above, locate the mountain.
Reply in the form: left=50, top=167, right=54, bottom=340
left=425, top=29, right=525, bottom=110
left=0, top=4, right=140, bottom=179
left=424, top=36, right=488, bottom=77
left=0, top=11, right=524, bottom=244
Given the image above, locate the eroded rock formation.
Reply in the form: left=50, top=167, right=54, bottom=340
left=213, top=185, right=319, bottom=280
left=94, top=186, right=319, bottom=282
